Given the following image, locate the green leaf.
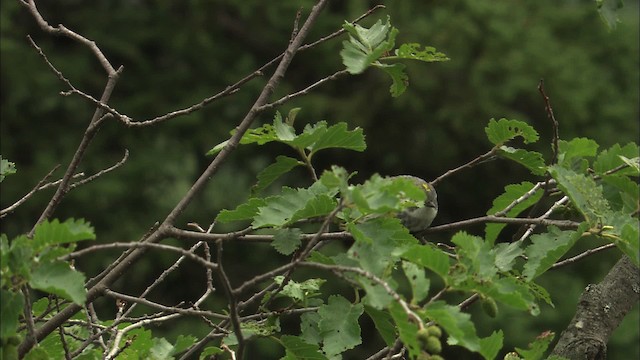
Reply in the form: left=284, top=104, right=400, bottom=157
left=394, top=43, right=449, bottom=62
left=593, top=143, right=639, bottom=176
left=485, top=182, right=543, bottom=244
left=281, top=335, right=328, bottom=360
left=492, top=242, right=524, bottom=272
left=402, top=260, right=430, bottom=304
left=601, top=212, right=640, bottom=266
left=216, top=197, right=267, bottom=223
left=378, top=63, right=408, bottom=97
left=0, top=155, right=17, bottom=182
left=340, top=16, right=398, bottom=74
left=317, top=295, right=364, bottom=358
left=274, top=276, right=325, bottom=303
left=389, top=301, right=421, bottom=358
left=479, top=330, right=504, bottom=360
left=0, top=289, right=24, bottom=340
left=29, top=261, right=87, bottom=304
left=401, top=244, right=450, bottom=280
left=308, top=122, right=366, bottom=156
left=452, top=232, right=497, bottom=281
left=548, top=166, right=611, bottom=226
left=252, top=186, right=337, bottom=228
left=596, top=0, right=624, bottom=30
left=272, top=228, right=302, bottom=255
left=476, top=277, right=538, bottom=314
left=300, top=311, right=322, bottom=346
left=171, top=335, right=197, bottom=356
left=523, top=225, right=587, bottom=281
left=497, top=146, right=546, bottom=176
left=557, top=138, right=599, bottom=167
left=364, top=306, right=396, bottom=347
left=485, top=118, right=539, bottom=146
left=149, top=338, right=173, bottom=360
left=425, top=301, right=481, bottom=353
left=252, top=156, right=302, bottom=196
left=33, top=219, right=95, bottom=249
left=345, top=174, right=426, bottom=217
left=515, top=331, right=556, bottom=360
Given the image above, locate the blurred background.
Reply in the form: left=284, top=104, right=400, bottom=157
left=1, top=0, right=638, bottom=358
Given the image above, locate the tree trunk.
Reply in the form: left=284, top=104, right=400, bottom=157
left=551, top=256, right=640, bottom=359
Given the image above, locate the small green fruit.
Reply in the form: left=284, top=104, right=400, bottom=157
left=425, top=336, right=442, bottom=354
left=417, top=328, right=431, bottom=344
left=481, top=297, right=499, bottom=318
left=427, top=325, right=442, bottom=338
left=416, top=351, right=431, bottom=360
left=430, top=355, right=445, bottom=360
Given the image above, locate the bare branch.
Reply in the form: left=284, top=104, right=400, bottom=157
left=538, top=79, right=560, bottom=165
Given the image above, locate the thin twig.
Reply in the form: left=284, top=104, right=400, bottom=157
left=538, top=79, right=560, bottom=165
left=215, top=240, right=245, bottom=358
left=431, top=148, right=499, bottom=186
left=0, top=165, right=60, bottom=218
left=551, top=243, right=616, bottom=269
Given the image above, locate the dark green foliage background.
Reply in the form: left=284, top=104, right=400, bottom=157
left=1, top=0, right=638, bottom=358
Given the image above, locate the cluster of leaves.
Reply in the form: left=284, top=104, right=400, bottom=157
left=197, top=113, right=639, bottom=359
left=340, top=16, right=449, bottom=97
left=1, top=218, right=95, bottom=359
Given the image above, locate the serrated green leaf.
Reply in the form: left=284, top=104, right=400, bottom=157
left=318, top=296, right=363, bottom=358
left=394, top=43, right=450, bottom=62
left=593, top=143, right=639, bottom=176
left=360, top=276, right=396, bottom=309
left=0, top=155, right=17, bottom=182
left=33, top=219, right=95, bottom=249
left=29, top=261, right=87, bottom=304
left=378, top=63, right=408, bottom=97
left=515, top=331, right=556, bottom=360
left=0, top=289, right=24, bottom=339
left=308, top=122, right=366, bottom=155
left=281, top=335, right=328, bottom=360
left=300, top=311, right=322, bottom=345
left=523, top=225, right=587, bottom=281
left=307, top=251, right=335, bottom=265
left=348, top=218, right=418, bottom=285
left=253, top=156, right=302, bottom=195
left=216, top=197, right=267, bottom=223
left=402, top=261, right=430, bottom=304
left=479, top=330, right=504, bottom=360
left=401, top=244, right=450, bottom=280
left=171, top=335, right=197, bottom=356
left=477, top=277, right=538, bottom=314
left=485, top=118, right=539, bottom=146
left=149, top=338, right=173, bottom=360
left=364, top=306, right=396, bottom=347
left=340, top=17, right=398, bottom=74
left=389, top=301, right=421, bottom=357
left=548, top=166, right=611, bottom=225
left=485, top=182, right=543, bottom=244
left=252, top=185, right=337, bottom=228
left=602, top=212, right=640, bottom=266
left=557, top=138, right=599, bottom=167
left=492, top=242, right=524, bottom=272
left=272, top=228, right=302, bottom=255
left=346, top=175, right=426, bottom=217
left=425, top=301, right=481, bottom=352
left=452, top=232, right=497, bottom=281
left=498, top=146, right=546, bottom=175
left=596, top=0, right=624, bottom=30
left=274, top=276, right=325, bottom=303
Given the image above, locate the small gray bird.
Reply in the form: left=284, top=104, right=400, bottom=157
left=393, top=175, right=438, bottom=233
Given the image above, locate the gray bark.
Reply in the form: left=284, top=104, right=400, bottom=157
left=551, top=256, right=640, bottom=359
